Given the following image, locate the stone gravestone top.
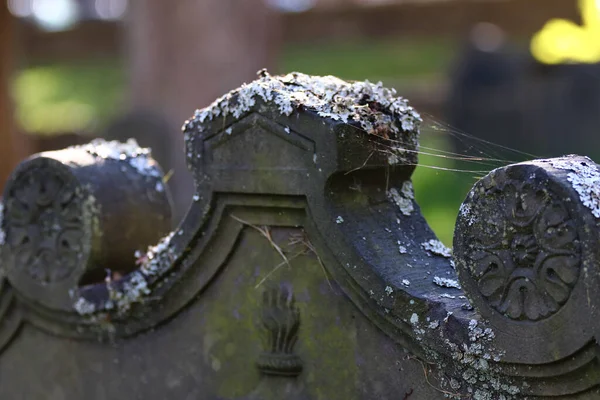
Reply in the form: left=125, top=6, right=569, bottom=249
left=0, top=72, right=599, bottom=399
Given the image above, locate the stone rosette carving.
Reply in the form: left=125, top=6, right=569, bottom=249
left=457, top=174, right=581, bottom=321
left=256, top=286, right=302, bottom=377
left=2, top=164, right=92, bottom=285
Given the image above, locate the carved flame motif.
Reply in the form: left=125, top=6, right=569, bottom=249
left=469, top=181, right=581, bottom=321
left=4, top=167, right=84, bottom=284
left=256, top=285, right=302, bottom=377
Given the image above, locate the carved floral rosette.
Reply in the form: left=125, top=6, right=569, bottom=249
left=2, top=160, right=93, bottom=287
left=455, top=169, right=581, bottom=321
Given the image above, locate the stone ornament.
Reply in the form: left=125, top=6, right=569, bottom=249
left=457, top=171, right=581, bottom=321
left=256, top=286, right=302, bottom=377
left=0, top=139, right=173, bottom=312
left=4, top=162, right=89, bottom=285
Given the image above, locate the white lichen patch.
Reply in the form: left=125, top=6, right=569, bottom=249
left=459, top=202, right=476, bottom=226
left=185, top=70, right=422, bottom=142
left=422, top=239, right=452, bottom=258
left=73, top=138, right=161, bottom=178
left=73, top=296, right=97, bottom=315
left=401, top=180, right=414, bottom=199
left=426, top=315, right=517, bottom=399
left=72, top=231, right=177, bottom=317
left=468, top=319, right=495, bottom=342
left=110, top=231, right=177, bottom=314
left=440, top=293, right=456, bottom=299
left=388, top=154, right=400, bottom=165
left=385, top=285, right=394, bottom=296
left=433, top=276, right=462, bottom=290
left=410, top=313, right=419, bottom=324
left=549, top=156, right=600, bottom=218
left=388, top=181, right=415, bottom=216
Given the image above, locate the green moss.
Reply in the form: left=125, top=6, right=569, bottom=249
left=200, top=226, right=358, bottom=399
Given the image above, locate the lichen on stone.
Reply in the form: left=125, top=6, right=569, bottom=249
left=410, top=313, right=419, bottom=324
left=72, top=138, right=161, bottom=178
left=72, top=231, right=177, bottom=317
left=433, top=276, right=462, bottom=289
left=388, top=181, right=415, bottom=216
left=422, top=239, right=452, bottom=258
left=73, top=295, right=96, bottom=315
left=548, top=156, right=600, bottom=218
left=459, top=202, right=476, bottom=226
left=185, top=70, right=421, bottom=138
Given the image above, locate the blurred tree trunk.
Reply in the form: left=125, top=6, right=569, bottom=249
left=0, top=4, right=29, bottom=192
left=126, top=0, right=281, bottom=222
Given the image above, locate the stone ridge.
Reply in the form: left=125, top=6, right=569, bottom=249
left=183, top=70, right=422, bottom=141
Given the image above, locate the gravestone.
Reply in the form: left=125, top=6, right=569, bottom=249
left=448, top=38, right=600, bottom=161
left=0, top=72, right=600, bottom=399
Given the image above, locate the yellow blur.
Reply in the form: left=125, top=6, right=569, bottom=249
left=531, top=0, right=600, bottom=64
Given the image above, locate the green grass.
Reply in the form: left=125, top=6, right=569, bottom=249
left=280, top=38, right=456, bottom=80
left=12, top=60, right=125, bottom=135
left=411, top=134, right=477, bottom=247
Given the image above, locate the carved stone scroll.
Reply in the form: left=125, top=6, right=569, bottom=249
left=0, top=139, right=173, bottom=312
left=453, top=155, right=600, bottom=375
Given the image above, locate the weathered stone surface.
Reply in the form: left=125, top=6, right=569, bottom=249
left=0, top=72, right=599, bottom=399
left=0, top=139, right=172, bottom=314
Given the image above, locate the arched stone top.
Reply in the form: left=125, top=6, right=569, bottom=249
left=1, top=74, right=600, bottom=399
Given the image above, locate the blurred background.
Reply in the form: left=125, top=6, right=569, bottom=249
left=0, top=0, right=598, bottom=246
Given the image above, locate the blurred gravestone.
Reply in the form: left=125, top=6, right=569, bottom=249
left=447, top=23, right=527, bottom=159
left=447, top=23, right=600, bottom=162
left=527, top=63, right=600, bottom=160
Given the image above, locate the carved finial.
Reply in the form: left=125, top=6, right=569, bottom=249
left=256, top=285, right=302, bottom=377
left=455, top=163, right=582, bottom=321
left=1, top=139, right=172, bottom=312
